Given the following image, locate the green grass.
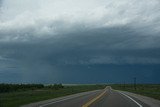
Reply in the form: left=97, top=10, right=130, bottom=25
left=0, top=85, right=106, bottom=107
left=110, top=84, right=160, bottom=100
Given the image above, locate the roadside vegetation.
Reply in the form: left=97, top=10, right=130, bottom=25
left=111, top=84, right=160, bottom=100
left=0, top=83, right=106, bottom=107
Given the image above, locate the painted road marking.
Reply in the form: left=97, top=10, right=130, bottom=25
left=82, top=89, right=107, bottom=107
left=119, top=91, right=143, bottom=107
left=39, top=90, right=100, bottom=107
left=39, top=96, right=76, bottom=107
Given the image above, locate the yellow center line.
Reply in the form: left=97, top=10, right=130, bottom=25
left=82, top=88, right=107, bottom=107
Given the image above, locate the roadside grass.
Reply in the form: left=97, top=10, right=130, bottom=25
left=110, top=84, right=160, bottom=100
left=0, top=85, right=106, bottom=107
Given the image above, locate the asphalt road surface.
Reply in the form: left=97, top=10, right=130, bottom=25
left=90, top=87, right=149, bottom=107
left=22, top=87, right=160, bottom=107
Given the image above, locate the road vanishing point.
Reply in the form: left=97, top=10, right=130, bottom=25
left=22, top=86, right=160, bottom=107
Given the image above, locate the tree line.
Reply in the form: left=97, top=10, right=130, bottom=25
left=0, top=83, right=64, bottom=93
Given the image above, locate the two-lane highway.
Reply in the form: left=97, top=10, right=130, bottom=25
left=90, top=87, right=149, bottom=107
left=39, top=89, right=103, bottom=107
left=22, top=86, right=160, bottom=107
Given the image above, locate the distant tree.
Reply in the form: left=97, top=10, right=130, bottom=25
left=0, top=83, right=44, bottom=93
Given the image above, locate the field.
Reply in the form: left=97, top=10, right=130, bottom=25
left=0, top=84, right=106, bottom=107
left=111, top=84, right=160, bottom=100
left=1, top=84, right=159, bottom=107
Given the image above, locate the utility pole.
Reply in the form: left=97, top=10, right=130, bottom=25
left=134, top=77, right=137, bottom=90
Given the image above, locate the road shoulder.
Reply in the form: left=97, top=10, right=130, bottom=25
left=118, top=90, right=160, bottom=107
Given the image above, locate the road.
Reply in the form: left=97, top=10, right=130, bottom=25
left=22, top=87, right=160, bottom=107
left=90, top=87, right=149, bottom=107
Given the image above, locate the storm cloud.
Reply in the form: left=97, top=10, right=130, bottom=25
left=0, top=0, right=160, bottom=83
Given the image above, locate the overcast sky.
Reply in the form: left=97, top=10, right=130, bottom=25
left=0, top=0, right=160, bottom=84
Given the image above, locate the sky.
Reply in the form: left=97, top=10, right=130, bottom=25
left=0, top=0, right=160, bottom=84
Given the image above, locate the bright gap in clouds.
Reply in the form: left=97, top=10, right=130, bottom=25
left=0, top=0, right=160, bottom=41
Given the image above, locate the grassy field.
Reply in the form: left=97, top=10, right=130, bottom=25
left=1, top=84, right=159, bottom=107
left=110, top=84, right=160, bottom=100
left=0, top=84, right=106, bottom=107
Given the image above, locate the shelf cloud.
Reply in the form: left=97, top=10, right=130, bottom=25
left=0, top=0, right=160, bottom=83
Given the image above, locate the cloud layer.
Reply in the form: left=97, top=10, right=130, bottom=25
left=0, top=0, right=160, bottom=83
left=0, top=0, right=160, bottom=41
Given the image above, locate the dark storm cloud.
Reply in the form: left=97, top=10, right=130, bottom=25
left=0, top=26, right=160, bottom=83
left=0, top=0, right=160, bottom=83
left=1, top=26, right=160, bottom=65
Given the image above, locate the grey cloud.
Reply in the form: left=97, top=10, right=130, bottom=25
left=0, top=0, right=160, bottom=42
left=1, top=26, right=160, bottom=66
left=0, top=28, right=160, bottom=83
left=0, top=0, right=160, bottom=83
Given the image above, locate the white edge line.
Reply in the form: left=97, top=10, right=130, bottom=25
left=118, top=91, right=143, bottom=107
left=39, top=96, right=76, bottom=107
left=39, top=90, right=100, bottom=107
